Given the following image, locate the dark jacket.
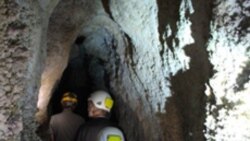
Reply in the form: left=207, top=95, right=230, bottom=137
left=75, top=117, right=117, bottom=141
left=50, top=109, right=85, bottom=141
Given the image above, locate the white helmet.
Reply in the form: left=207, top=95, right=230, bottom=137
left=88, top=90, right=114, bottom=112
left=98, top=127, right=125, bottom=141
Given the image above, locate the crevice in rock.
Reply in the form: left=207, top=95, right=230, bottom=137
left=156, top=0, right=180, bottom=53
left=235, top=61, right=250, bottom=92
left=124, top=34, right=135, bottom=66
left=101, top=0, right=113, bottom=19
left=167, top=0, right=214, bottom=140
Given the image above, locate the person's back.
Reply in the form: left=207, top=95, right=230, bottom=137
left=50, top=109, right=84, bottom=141
left=76, top=117, right=115, bottom=141
left=50, top=92, right=84, bottom=141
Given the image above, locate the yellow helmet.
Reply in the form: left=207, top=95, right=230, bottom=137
left=61, top=92, right=78, bottom=105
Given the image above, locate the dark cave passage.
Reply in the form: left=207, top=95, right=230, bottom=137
left=36, top=29, right=122, bottom=140
left=48, top=36, right=91, bottom=119
left=48, top=64, right=91, bottom=120
left=48, top=32, right=119, bottom=121
left=48, top=59, right=117, bottom=122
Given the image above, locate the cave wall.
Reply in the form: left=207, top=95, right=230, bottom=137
left=108, top=0, right=250, bottom=140
left=0, top=0, right=59, bottom=140
left=0, top=0, right=250, bottom=141
left=205, top=0, right=250, bottom=140
left=108, top=0, right=212, bottom=140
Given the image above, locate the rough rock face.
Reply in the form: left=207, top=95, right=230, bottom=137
left=205, top=0, right=250, bottom=140
left=0, top=0, right=58, bottom=140
left=0, top=0, right=250, bottom=141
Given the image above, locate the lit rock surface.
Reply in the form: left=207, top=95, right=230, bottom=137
left=205, top=0, right=250, bottom=140
left=0, top=0, right=249, bottom=141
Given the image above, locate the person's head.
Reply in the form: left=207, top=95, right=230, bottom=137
left=61, top=92, right=78, bottom=110
left=87, top=90, right=114, bottom=118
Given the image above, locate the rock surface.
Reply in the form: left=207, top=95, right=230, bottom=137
left=0, top=0, right=249, bottom=141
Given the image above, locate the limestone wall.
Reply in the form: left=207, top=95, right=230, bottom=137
left=0, top=0, right=250, bottom=141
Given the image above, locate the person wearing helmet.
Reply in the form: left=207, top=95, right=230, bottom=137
left=50, top=92, right=85, bottom=141
left=75, top=90, right=125, bottom=141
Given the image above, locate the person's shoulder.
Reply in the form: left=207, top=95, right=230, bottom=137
left=51, top=112, right=62, bottom=120
left=50, top=113, right=62, bottom=125
left=71, top=112, right=84, bottom=119
left=75, top=114, right=85, bottom=123
left=88, top=118, right=111, bottom=125
left=77, top=122, right=85, bottom=129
